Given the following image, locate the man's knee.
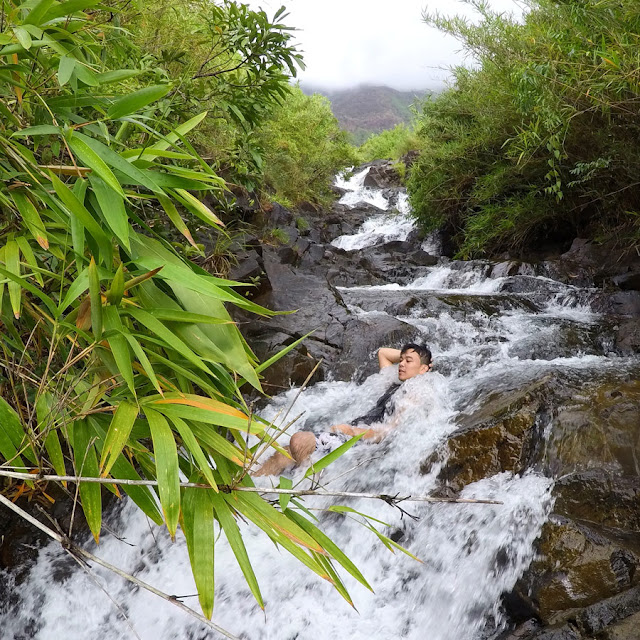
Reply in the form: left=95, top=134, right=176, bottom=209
left=289, top=431, right=316, bottom=464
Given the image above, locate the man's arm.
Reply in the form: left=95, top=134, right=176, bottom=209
left=330, top=423, right=388, bottom=443
left=377, top=347, right=401, bottom=370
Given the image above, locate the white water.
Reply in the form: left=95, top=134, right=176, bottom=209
left=332, top=169, right=415, bottom=250
left=5, top=171, right=620, bottom=640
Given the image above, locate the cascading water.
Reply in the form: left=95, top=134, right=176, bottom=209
left=5, top=166, right=632, bottom=640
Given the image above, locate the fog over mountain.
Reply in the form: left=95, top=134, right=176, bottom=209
left=303, top=84, right=430, bottom=143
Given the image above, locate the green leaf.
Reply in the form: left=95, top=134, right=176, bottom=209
left=144, top=111, right=208, bottom=159
left=15, top=236, right=43, bottom=286
left=108, top=453, right=163, bottom=525
left=304, top=434, right=364, bottom=478
left=36, top=393, right=66, bottom=478
left=100, top=401, right=138, bottom=477
left=58, top=267, right=88, bottom=314
left=11, top=125, right=60, bottom=138
left=0, top=265, right=57, bottom=317
left=157, top=194, right=196, bottom=248
left=102, top=306, right=135, bottom=395
left=121, top=332, right=162, bottom=394
left=12, top=26, right=32, bottom=50
left=210, top=491, right=263, bottom=609
left=0, top=398, right=27, bottom=470
left=182, top=486, right=215, bottom=618
left=24, top=0, right=56, bottom=25
left=88, top=257, right=102, bottom=339
left=106, top=263, right=124, bottom=306
left=57, top=56, right=75, bottom=86
left=71, top=132, right=162, bottom=194
left=286, top=510, right=372, bottom=592
left=169, top=416, right=217, bottom=490
left=68, top=134, right=125, bottom=197
left=278, top=476, right=292, bottom=512
left=10, top=191, right=49, bottom=250
left=48, top=172, right=112, bottom=261
left=107, top=85, right=171, bottom=120
left=255, top=331, right=314, bottom=374
left=72, top=420, right=102, bottom=543
left=43, top=0, right=101, bottom=22
left=89, top=175, right=129, bottom=250
left=95, top=69, right=143, bottom=85
left=145, top=408, right=180, bottom=538
left=173, top=189, right=224, bottom=227
left=147, top=308, right=232, bottom=325
left=5, top=239, right=22, bottom=319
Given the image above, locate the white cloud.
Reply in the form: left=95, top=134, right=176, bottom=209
left=247, top=0, right=523, bottom=90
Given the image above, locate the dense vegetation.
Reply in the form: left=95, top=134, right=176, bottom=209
left=358, top=123, right=418, bottom=164
left=257, top=86, right=357, bottom=206
left=0, top=0, right=387, bottom=625
left=408, top=0, right=640, bottom=257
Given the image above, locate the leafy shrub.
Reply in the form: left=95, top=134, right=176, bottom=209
left=359, top=123, right=418, bottom=163
left=256, top=86, right=358, bottom=205
left=0, top=0, right=378, bottom=623
left=409, top=0, right=640, bottom=256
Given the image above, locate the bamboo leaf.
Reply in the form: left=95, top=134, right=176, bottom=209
left=68, top=134, right=125, bottom=197
left=100, top=401, right=138, bottom=477
left=287, top=510, right=372, bottom=592
left=57, top=56, right=75, bottom=86
left=304, top=434, right=364, bottom=479
left=102, top=306, right=135, bottom=395
left=0, top=265, right=57, bottom=316
left=182, top=486, right=215, bottom=618
left=121, top=333, right=162, bottom=394
left=210, top=491, right=263, bottom=609
left=278, top=476, right=293, bottom=512
left=107, top=84, right=171, bottom=120
left=0, top=398, right=27, bottom=470
left=10, top=191, right=49, bottom=250
left=15, top=236, right=43, bottom=286
left=5, top=239, right=22, bottom=318
left=106, top=263, right=124, bottom=306
left=157, top=194, right=196, bottom=248
left=145, top=408, right=180, bottom=538
left=89, top=175, right=129, bottom=250
left=108, top=454, right=163, bottom=525
left=88, top=257, right=102, bottom=339
left=147, top=308, right=232, bottom=325
left=169, top=416, right=217, bottom=490
left=72, top=420, right=102, bottom=543
left=174, top=189, right=224, bottom=227
left=36, top=394, right=66, bottom=479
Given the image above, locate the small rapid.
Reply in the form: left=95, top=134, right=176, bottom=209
left=3, top=166, right=635, bottom=640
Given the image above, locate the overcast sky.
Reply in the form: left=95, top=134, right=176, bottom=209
left=247, top=0, right=524, bottom=91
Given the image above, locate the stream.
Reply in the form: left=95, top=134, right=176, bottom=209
left=3, top=167, right=637, bottom=640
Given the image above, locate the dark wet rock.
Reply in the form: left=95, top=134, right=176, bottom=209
left=362, top=160, right=403, bottom=189
left=331, top=185, right=348, bottom=198
left=523, top=516, right=640, bottom=622
left=576, top=584, right=640, bottom=635
left=612, top=271, right=640, bottom=291
left=605, top=291, right=640, bottom=317
left=599, top=610, right=640, bottom=639
left=492, top=261, right=522, bottom=278
left=426, top=376, right=552, bottom=489
left=615, top=319, right=640, bottom=355
left=554, top=472, right=640, bottom=531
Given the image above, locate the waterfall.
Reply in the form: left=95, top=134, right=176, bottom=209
left=6, top=165, right=631, bottom=640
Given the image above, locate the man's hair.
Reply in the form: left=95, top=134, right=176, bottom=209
left=400, top=343, right=432, bottom=366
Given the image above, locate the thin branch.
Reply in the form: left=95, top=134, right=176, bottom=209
left=0, top=492, right=239, bottom=640
left=0, top=470, right=502, bottom=504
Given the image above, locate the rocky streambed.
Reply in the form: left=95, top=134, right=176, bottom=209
left=1, top=162, right=639, bottom=640
left=228, top=162, right=640, bottom=640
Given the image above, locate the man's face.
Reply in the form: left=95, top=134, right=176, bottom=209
left=397, top=349, right=430, bottom=381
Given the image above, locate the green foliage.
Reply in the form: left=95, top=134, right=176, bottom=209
left=0, top=0, right=385, bottom=622
left=256, top=86, right=358, bottom=205
left=359, top=123, right=418, bottom=163
left=408, top=0, right=640, bottom=256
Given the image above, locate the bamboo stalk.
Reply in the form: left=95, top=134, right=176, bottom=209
left=0, top=470, right=502, bottom=504
left=0, top=492, right=239, bottom=640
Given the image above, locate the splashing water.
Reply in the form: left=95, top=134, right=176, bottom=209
left=8, top=171, right=623, bottom=640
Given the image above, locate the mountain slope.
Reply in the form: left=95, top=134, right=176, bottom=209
left=302, top=84, right=430, bottom=144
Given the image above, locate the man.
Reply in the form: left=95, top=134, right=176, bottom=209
left=254, top=343, right=432, bottom=476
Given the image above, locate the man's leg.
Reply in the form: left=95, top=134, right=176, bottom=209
left=253, top=431, right=316, bottom=476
